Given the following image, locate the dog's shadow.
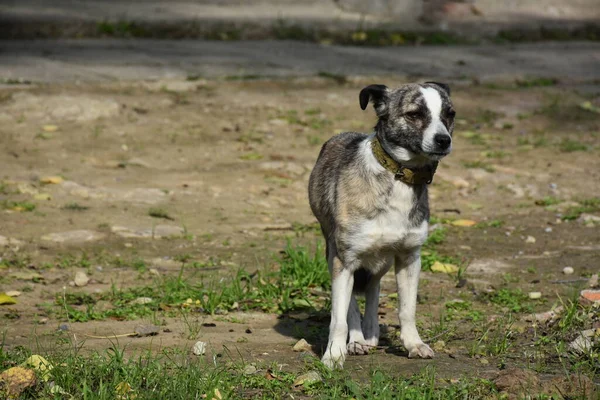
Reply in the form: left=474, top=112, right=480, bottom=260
left=273, top=309, right=406, bottom=358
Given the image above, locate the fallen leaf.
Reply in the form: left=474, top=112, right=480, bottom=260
left=22, top=355, right=53, bottom=382
left=115, top=381, right=137, bottom=400
left=431, top=261, right=459, bottom=274
left=450, top=219, right=477, bottom=227
left=579, top=101, right=600, bottom=114
left=0, top=366, right=36, bottom=399
left=42, top=125, right=59, bottom=132
left=33, top=193, right=51, bottom=201
left=40, top=176, right=63, bottom=184
left=5, top=291, right=21, bottom=297
left=0, top=293, right=17, bottom=305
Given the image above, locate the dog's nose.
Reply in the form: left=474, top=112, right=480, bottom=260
left=434, top=134, right=451, bottom=150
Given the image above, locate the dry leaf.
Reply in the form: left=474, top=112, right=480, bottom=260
left=430, top=261, right=459, bottom=274
left=450, top=219, right=477, bottom=227
left=0, top=366, right=36, bottom=399
left=22, top=355, right=53, bottom=381
left=42, top=125, right=59, bottom=132
left=0, top=293, right=17, bottom=305
left=40, top=176, right=63, bottom=184
left=115, top=381, right=137, bottom=399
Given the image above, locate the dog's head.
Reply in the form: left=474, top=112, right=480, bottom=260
left=360, top=82, right=455, bottom=164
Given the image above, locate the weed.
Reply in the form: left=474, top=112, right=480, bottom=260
left=462, top=161, right=495, bottom=172
left=485, top=288, right=532, bottom=313
left=1, top=200, right=36, bottom=212
left=62, top=202, right=89, bottom=211
left=559, top=138, right=588, bottom=153
left=515, top=77, right=558, bottom=88
left=239, top=152, right=263, bottom=161
left=535, top=196, right=562, bottom=206
left=562, top=197, right=600, bottom=220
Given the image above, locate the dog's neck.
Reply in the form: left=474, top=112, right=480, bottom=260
left=370, top=136, right=438, bottom=185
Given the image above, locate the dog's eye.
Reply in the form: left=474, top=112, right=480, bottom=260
left=446, top=109, right=456, bottom=118
left=404, top=110, right=424, bottom=119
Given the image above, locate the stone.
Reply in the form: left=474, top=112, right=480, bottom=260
left=5, top=290, right=21, bottom=297
left=111, top=225, right=184, bottom=239
left=588, top=274, right=598, bottom=288
left=192, top=341, right=207, bottom=356
left=292, top=338, right=312, bottom=352
left=243, top=365, right=257, bottom=375
left=528, top=292, right=542, bottom=299
left=131, top=297, right=153, bottom=305
left=41, top=230, right=105, bottom=244
left=525, top=235, right=536, bottom=244
left=74, top=271, right=89, bottom=287
left=293, top=370, right=322, bottom=387
left=569, top=331, right=594, bottom=354
left=562, top=266, right=574, bottom=275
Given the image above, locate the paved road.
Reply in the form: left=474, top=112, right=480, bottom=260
left=1, top=40, right=599, bottom=83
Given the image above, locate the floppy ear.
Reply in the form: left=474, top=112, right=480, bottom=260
left=359, top=84, right=388, bottom=111
left=425, top=81, right=450, bottom=96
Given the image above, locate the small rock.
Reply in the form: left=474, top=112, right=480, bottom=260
left=134, top=324, right=160, bottom=337
left=58, top=324, right=69, bottom=331
left=588, top=274, right=598, bottom=288
left=192, top=341, right=207, bottom=356
left=528, top=292, right=542, bottom=300
left=41, top=230, right=105, bottom=244
left=74, top=271, right=90, bottom=287
left=38, top=317, right=49, bottom=324
left=528, top=306, right=563, bottom=324
left=293, top=370, right=322, bottom=387
left=525, top=235, right=536, bottom=244
left=5, top=290, right=21, bottom=297
left=544, top=227, right=552, bottom=233
left=562, top=266, right=574, bottom=275
left=131, top=297, right=153, bottom=305
left=292, top=338, right=312, bottom=352
left=243, top=365, right=257, bottom=375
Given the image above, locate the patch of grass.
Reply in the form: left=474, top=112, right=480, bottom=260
left=484, top=288, right=532, bottom=313
left=1, top=200, right=36, bottom=212
left=478, top=219, right=504, bottom=228
left=515, top=77, right=558, bottom=88
left=56, top=243, right=330, bottom=321
left=559, top=138, right=588, bottom=153
left=224, top=74, right=262, bottom=81
left=481, top=150, right=507, bottom=159
left=62, top=202, right=89, bottom=211
left=0, top=344, right=498, bottom=400
left=562, top=197, right=600, bottom=220
left=421, top=227, right=462, bottom=271
left=317, top=71, right=348, bottom=85
left=239, top=152, right=263, bottom=161
left=535, top=196, right=562, bottom=206
left=462, top=161, right=495, bottom=173
left=148, top=207, right=174, bottom=220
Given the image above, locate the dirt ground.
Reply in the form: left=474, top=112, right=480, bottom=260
left=1, top=76, right=599, bottom=393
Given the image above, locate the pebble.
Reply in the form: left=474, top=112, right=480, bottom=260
left=525, top=236, right=536, bottom=244
left=588, top=274, right=598, bottom=288
left=192, top=341, right=207, bottom=356
left=243, top=365, right=257, bottom=375
left=131, top=297, right=153, bottom=305
left=544, top=227, right=552, bottom=233
left=292, top=338, right=312, bottom=352
left=562, top=267, right=574, bottom=275
left=58, top=324, right=69, bottom=331
left=528, top=292, right=542, bottom=299
left=74, top=271, right=90, bottom=287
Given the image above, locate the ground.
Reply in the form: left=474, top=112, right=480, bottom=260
left=0, top=72, right=599, bottom=398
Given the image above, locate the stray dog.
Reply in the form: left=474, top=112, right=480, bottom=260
left=308, top=82, right=455, bottom=368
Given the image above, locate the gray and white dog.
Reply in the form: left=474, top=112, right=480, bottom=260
left=308, top=82, right=455, bottom=368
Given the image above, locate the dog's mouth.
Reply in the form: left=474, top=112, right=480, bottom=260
left=425, top=151, right=451, bottom=160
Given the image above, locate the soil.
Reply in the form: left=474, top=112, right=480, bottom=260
left=0, top=77, right=599, bottom=391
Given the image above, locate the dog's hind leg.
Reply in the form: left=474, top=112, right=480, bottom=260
left=395, top=250, right=434, bottom=359
left=347, top=295, right=370, bottom=355
left=362, top=280, right=381, bottom=348
left=322, top=251, right=354, bottom=369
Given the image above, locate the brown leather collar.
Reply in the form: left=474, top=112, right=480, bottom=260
left=371, top=137, right=438, bottom=185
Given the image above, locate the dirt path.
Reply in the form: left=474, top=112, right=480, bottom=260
left=0, top=74, right=599, bottom=393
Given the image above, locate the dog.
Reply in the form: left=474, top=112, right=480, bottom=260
left=308, top=82, right=455, bottom=368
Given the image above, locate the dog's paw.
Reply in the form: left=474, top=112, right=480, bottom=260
left=322, top=344, right=346, bottom=369
left=347, top=341, right=374, bottom=355
left=321, top=353, right=345, bottom=369
left=407, top=342, right=434, bottom=359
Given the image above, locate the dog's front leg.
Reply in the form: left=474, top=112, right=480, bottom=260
left=322, top=253, right=353, bottom=369
left=395, top=250, right=434, bottom=359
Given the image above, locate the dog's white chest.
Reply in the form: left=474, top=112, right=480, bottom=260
left=348, top=182, right=428, bottom=255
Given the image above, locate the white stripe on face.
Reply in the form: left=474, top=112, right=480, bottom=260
left=420, top=87, right=451, bottom=156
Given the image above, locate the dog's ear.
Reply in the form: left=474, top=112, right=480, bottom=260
left=359, top=84, right=388, bottom=111
left=425, top=81, right=450, bottom=96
